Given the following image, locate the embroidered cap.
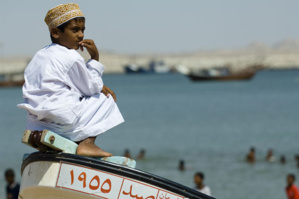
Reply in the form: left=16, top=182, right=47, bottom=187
left=45, top=3, right=84, bottom=30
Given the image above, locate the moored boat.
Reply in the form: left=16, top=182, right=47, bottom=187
left=0, top=79, right=24, bottom=87
left=124, top=60, right=171, bottom=74
left=187, top=65, right=265, bottom=82
left=188, top=70, right=256, bottom=81
left=0, top=73, right=24, bottom=87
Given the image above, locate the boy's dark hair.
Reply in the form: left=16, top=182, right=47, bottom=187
left=288, top=174, right=296, bottom=181
left=50, top=17, right=85, bottom=42
left=195, top=172, right=205, bottom=180
left=124, top=149, right=130, bottom=153
left=4, top=169, right=15, bottom=177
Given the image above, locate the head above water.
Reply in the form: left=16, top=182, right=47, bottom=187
left=194, top=172, right=205, bottom=185
left=45, top=3, right=85, bottom=49
left=287, top=174, right=296, bottom=186
left=140, top=149, right=145, bottom=154
left=4, top=169, right=15, bottom=185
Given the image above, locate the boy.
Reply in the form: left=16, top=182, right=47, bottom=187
left=18, top=3, right=124, bottom=157
left=194, top=172, right=211, bottom=196
left=5, top=169, right=20, bottom=199
left=286, top=174, right=299, bottom=199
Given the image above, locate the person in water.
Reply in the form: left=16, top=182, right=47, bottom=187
left=246, top=147, right=256, bottom=163
left=280, top=155, right=286, bottom=164
left=18, top=3, right=124, bottom=157
left=285, top=174, right=299, bottom=199
left=124, top=149, right=131, bottom=158
left=265, top=149, right=275, bottom=162
left=295, top=155, right=299, bottom=168
left=194, top=172, right=211, bottom=196
left=178, top=160, right=185, bottom=171
left=5, top=169, right=20, bottom=199
left=137, top=149, right=146, bottom=159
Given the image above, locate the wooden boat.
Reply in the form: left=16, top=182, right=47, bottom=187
left=0, top=73, right=24, bottom=87
left=19, top=130, right=214, bottom=199
left=0, top=79, right=24, bottom=87
left=187, top=65, right=264, bottom=82
left=188, top=70, right=256, bottom=81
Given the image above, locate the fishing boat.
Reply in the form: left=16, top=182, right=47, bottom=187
left=19, top=130, right=214, bottom=199
left=124, top=64, right=148, bottom=74
left=187, top=65, right=264, bottom=82
left=0, top=79, right=24, bottom=87
left=124, top=61, right=171, bottom=74
left=0, top=73, right=24, bottom=87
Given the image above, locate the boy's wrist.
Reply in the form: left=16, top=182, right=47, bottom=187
left=91, top=55, right=99, bottom=61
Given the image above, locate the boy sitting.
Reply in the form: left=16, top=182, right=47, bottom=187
left=18, top=3, right=124, bottom=157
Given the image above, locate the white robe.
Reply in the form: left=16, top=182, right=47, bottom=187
left=196, top=186, right=211, bottom=196
left=17, top=44, right=124, bottom=142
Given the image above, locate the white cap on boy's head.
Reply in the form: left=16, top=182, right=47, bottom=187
left=44, top=3, right=84, bottom=30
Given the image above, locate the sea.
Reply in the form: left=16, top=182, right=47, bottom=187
left=0, top=70, right=299, bottom=199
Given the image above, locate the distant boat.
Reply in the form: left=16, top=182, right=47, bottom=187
left=124, top=60, right=171, bottom=74
left=0, top=75, right=25, bottom=87
left=124, top=64, right=148, bottom=74
left=0, top=74, right=24, bottom=87
left=0, top=79, right=24, bottom=87
left=187, top=65, right=264, bottom=82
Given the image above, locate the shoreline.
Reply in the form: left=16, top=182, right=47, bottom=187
left=1, top=47, right=299, bottom=75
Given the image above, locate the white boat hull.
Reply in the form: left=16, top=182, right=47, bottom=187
left=19, top=152, right=213, bottom=199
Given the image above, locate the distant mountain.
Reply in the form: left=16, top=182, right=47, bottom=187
left=272, top=39, right=299, bottom=51
left=245, top=42, right=269, bottom=51
left=224, top=40, right=299, bottom=53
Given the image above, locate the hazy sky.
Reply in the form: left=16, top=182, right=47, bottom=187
left=1, top=0, right=299, bottom=57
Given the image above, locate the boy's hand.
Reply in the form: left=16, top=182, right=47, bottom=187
left=78, top=39, right=99, bottom=61
left=101, top=85, right=117, bottom=102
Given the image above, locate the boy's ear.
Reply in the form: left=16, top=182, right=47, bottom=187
left=50, top=27, right=60, bottom=39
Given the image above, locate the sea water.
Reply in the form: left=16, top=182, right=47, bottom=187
left=0, top=70, right=298, bottom=199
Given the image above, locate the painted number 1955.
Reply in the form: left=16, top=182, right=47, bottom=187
left=70, top=169, right=112, bottom=193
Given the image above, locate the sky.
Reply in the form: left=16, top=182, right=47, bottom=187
left=1, top=0, right=299, bottom=57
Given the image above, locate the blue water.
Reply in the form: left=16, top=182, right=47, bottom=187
left=0, top=70, right=299, bottom=199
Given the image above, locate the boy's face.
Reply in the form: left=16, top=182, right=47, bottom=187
left=53, top=19, right=85, bottom=50
left=287, top=176, right=294, bottom=186
left=5, top=175, right=14, bottom=185
left=194, top=175, right=203, bottom=185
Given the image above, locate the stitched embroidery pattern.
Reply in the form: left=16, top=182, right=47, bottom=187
left=45, top=3, right=84, bottom=29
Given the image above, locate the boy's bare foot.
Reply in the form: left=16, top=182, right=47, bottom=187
left=76, top=137, right=112, bottom=157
